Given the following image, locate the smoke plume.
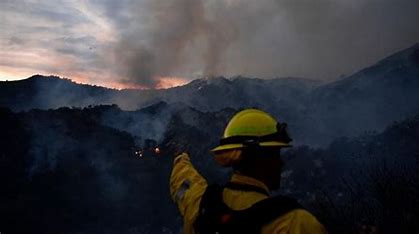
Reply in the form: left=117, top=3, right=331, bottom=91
left=111, top=0, right=238, bottom=87
left=101, top=0, right=419, bottom=88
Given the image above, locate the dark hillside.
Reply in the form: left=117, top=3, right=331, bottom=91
left=1, top=105, right=418, bottom=233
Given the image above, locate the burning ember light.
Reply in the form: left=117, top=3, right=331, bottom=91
left=154, top=147, right=161, bottom=154
left=135, top=150, right=143, bottom=157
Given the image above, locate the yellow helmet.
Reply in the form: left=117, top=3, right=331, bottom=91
left=212, top=109, right=292, bottom=153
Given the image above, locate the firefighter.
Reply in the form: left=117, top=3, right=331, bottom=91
left=170, top=109, right=326, bottom=233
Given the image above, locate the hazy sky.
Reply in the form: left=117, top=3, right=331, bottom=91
left=1, top=0, right=419, bottom=88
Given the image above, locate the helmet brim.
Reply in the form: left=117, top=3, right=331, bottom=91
left=211, top=141, right=291, bottom=152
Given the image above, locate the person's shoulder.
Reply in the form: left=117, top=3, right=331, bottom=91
left=262, top=209, right=327, bottom=234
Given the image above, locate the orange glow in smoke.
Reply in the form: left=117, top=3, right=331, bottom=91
left=0, top=69, right=188, bottom=90
left=155, top=76, right=189, bottom=89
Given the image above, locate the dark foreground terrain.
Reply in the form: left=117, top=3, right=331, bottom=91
left=1, top=43, right=419, bottom=233
left=0, top=105, right=418, bottom=234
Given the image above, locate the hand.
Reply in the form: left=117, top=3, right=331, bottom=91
left=166, top=140, right=189, bottom=157
left=173, top=142, right=189, bottom=157
left=173, top=152, right=190, bottom=165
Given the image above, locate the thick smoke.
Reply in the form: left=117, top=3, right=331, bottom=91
left=102, top=0, right=419, bottom=88
left=111, top=0, right=238, bottom=87
left=3, top=0, right=418, bottom=88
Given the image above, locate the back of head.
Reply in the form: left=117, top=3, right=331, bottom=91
left=212, top=108, right=291, bottom=167
left=212, top=109, right=291, bottom=190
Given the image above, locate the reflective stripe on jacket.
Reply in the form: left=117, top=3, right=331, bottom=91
left=170, top=153, right=327, bottom=234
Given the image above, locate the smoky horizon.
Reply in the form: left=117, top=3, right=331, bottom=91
left=1, top=0, right=419, bottom=88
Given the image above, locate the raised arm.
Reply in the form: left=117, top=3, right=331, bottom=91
left=170, top=153, right=208, bottom=233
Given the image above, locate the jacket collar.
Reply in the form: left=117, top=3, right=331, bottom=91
left=230, top=173, right=270, bottom=195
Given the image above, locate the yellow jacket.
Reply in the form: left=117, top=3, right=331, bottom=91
left=170, top=153, right=327, bottom=234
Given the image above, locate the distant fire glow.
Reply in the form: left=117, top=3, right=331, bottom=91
left=134, top=147, right=160, bottom=157
left=155, top=77, right=188, bottom=89
left=135, top=150, right=143, bottom=157
left=0, top=69, right=189, bottom=90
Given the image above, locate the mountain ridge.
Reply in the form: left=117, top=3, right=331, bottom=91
left=1, top=43, right=419, bottom=146
left=1, top=42, right=418, bottom=96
